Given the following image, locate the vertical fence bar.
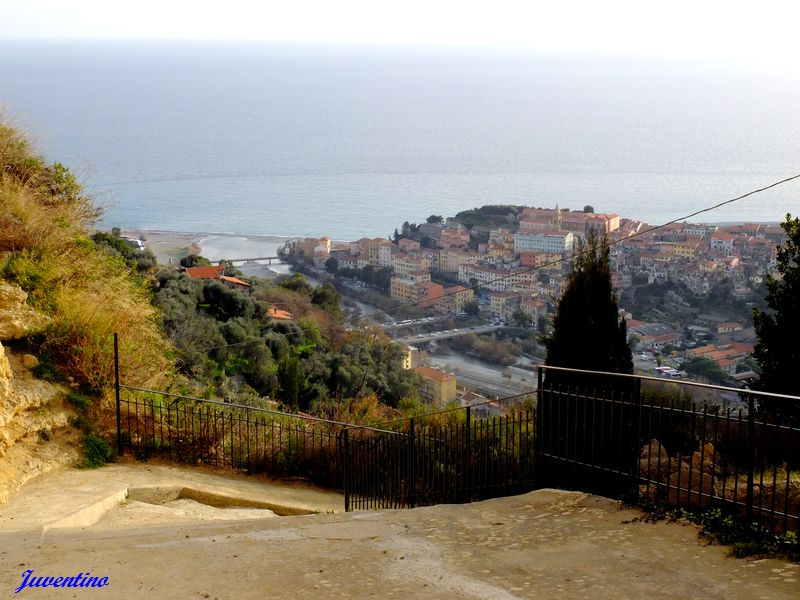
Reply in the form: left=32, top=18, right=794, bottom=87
left=342, top=430, right=350, bottom=512
left=408, top=418, right=416, bottom=508
left=746, top=394, right=755, bottom=520
left=114, top=333, right=122, bottom=455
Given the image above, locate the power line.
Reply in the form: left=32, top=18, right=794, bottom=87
left=353, top=172, right=800, bottom=321
left=196, top=173, right=800, bottom=353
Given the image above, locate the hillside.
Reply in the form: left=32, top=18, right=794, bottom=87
left=0, top=122, right=172, bottom=498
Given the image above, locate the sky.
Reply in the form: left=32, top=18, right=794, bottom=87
left=2, top=0, right=799, bottom=67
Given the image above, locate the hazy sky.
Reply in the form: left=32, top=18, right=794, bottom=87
left=2, top=1, right=799, bottom=65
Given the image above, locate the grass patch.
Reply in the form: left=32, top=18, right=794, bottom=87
left=78, top=433, right=114, bottom=469
left=66, top=390, right=92, bottom=411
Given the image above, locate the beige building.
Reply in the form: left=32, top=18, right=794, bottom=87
left=436, top=285, right=474, bottom=314
left=390, top=271, right=441, bottom=308
left=489, top=291, right=523, bottom=321
left=392, top=252, right=432, bottom=276
left=414, top=281, right=445, bottom=309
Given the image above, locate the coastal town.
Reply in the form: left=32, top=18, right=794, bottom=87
left=283, top=205, right=785, bottom=398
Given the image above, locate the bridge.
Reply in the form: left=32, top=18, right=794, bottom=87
left=217, top=256, right=284, bottom=265
left=394, top=324, right=503, bottom=344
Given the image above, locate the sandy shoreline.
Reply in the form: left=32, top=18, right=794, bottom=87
left=123, top=228, right=296, bottom=267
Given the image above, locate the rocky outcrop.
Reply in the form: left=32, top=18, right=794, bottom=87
left=0, top=282, right=49, bottom=340
left=0, top=342, right=78, bottom=505
left=0, top=342, right=12, bottom=400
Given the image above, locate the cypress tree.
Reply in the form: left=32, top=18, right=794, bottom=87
left=544, top=231, right=633, bottom=388
left=540, top=231, right=635, bottom=492
left=752, top=213, right=800, bottom=423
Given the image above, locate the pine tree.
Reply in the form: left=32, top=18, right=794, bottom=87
left=544, top=231, right=632, bottom=388
left=752, top=213, right=800, bottom=423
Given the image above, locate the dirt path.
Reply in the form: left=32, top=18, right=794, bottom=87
left=0, top=464, right=797, bottom=598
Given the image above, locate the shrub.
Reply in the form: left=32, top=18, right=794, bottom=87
left=79, top=433, right=114, bottom=469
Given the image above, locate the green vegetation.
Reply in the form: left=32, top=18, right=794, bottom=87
left=90, top=231, right=157, bottom=275
left=634, top=501, right=799, bottom=561
left=678, top=356, right=730, bottom=385
left=511, top=308, right=533, bottom=328
left=154, top=266, right=421, bottom=410
left=442, top=333, right=521, bottom=366
left=79, top=433, right=114, bottom=468
left=0, top=122, right=170, bottom=394
left=752, top=213, right=800, bottom=423
left=621, top=277, right=759, bottom=329
left=452, top=204, right=525, bottom=229
left=462, top=299, right=480, bottom=316
left=544, top=232, right=632, bottom=382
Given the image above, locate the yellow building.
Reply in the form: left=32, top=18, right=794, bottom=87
left=414, top=366, right=458, bottom=405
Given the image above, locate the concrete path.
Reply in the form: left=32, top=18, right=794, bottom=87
left=0, top=465, right=797, bottom=599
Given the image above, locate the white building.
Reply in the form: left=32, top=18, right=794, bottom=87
left=514, top=231, right=574, bottom=254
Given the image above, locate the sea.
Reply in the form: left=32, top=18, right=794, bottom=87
left=1, top=42, right=799, bottom=240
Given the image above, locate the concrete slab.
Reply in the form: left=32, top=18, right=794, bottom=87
left=0, top=476, right=796, bottom=599
left=0, top=462, right=343, bottom=533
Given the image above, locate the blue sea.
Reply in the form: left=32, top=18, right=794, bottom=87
left=1, top=42, right=799, bottom=239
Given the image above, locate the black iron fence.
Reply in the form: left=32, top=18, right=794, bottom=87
left=340, top=408, right=536, bottom=511
left=538, top=365, right=800, bottom=535
left=113, top=334, right=799, bottom=534
left=118, top=386, right=350, bottom=487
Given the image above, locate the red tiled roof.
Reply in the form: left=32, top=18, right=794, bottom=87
left=220, top=275, right=252, bottom=288
left=414, top=366, right=455, bottom=383
left=185, top=265, right=225, bottom=279
left=267, top=308, right=293, bottom=320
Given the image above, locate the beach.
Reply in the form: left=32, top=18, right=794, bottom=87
left=124, top=229, right=295, bottom=277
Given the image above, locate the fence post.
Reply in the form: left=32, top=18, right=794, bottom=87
left=408, top=418, right=416, bottom=509
left=632, top=375, right=643, bottom=499
left=114, top=332, right=122, bottom=456
left=746, top=393, right=755, bottom=520
left=465, top=406, right=472, bottom=502
left=341, top=430, right=350, bottom=513
left=537, top=367, right=543, bottom=404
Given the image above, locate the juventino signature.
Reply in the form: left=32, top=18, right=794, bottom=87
left=15, top=570, right=109, bottom=593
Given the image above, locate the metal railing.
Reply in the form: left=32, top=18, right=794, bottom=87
left=118, top=385, right=354, bottom=487
left=113, top=329, right=800, bottom=533
left=339, top=408, right=536, bottom=511
left=537, top=365, right=800, bottom=534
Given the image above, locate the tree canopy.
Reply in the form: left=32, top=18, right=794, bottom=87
left=752, top=213, right=800, bottom=422
left=544, top=232, right=632, bottom=387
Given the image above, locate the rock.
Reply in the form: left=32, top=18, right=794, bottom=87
left=640, top=439, right=664, bottom=460
left=0, top=429, right=11, bottom=458
left=640, top=456, right=679, bottom=482
left=666, top=464, right=715, bottom=509
left=690, top=443, right=719, bottom=476
left=22, top=354, right=39, bottom=369
left=0, top=343, right=12, bottom=398
left=0, top=282, right=50, bottom=340
left=756, top=480, right=800, bottom=532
